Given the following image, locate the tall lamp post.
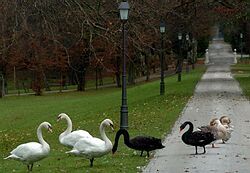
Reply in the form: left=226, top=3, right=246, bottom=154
left=240, top=33, right=243, bottom=59
left=160, top=20, right=166, bottom=95
left=177, top=33, right=182, bottom=82
left=185, top=33, right=190, bottom=73
left=119, top=1, right=129, bottom=129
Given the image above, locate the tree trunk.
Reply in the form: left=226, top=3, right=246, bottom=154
left=128, top=61, right=135, bottom=85
left=145, top=54, right=150, bottom=81
left=0, top=75, right=2, bottom=98
left=77, top=70, right=85, bottom=91
left=32, top=70, right=43, bottom=96
left=115, top=56, right=121, bottom=87
left=98, top=67, right=103, bottom=86
left=95, top=67, right=98, bottom=90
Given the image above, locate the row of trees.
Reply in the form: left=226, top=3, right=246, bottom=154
left=0, top=0, right=246, bottom=96
left=221, top=0, right=250, bottom=53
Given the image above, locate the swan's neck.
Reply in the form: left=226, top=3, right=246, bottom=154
left=61, top=116, right=72, bottom=137
left=113, top=129, right=132, bottom=151
left=120, top=129, right=132, bottom=147
left=100, top=124, right=112, bottom=148
left=37, top=124, right=49, bottom=150
left=186, top=122, right=194, bottom=134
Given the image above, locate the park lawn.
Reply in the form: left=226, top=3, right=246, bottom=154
left=0, top=66, right=205, bottom=173
left=231, top=63, right=250, bottom=97
left=6, top=77, right=115, bottom=95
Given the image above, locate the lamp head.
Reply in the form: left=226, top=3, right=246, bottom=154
left=119, top=1, right=130, bottom=21
left=178, top=33, right=182, bottom=40
left=185, top=34, right=189, bottom=41
left=160, top=20, right=166, bottom=33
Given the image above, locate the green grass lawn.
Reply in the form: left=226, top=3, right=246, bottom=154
left=231, top=63, right=250, bottom=97
left=0, top=67, right=205, bottom=173
left=6, top=76, right=115, bottom=95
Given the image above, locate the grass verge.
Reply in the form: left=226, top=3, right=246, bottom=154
left=231, top=63, right=250, bottom=97
left=0, top=66, right=205, bottom=173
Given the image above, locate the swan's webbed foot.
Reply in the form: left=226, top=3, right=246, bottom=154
left=90, top=158, right=94, bottom=167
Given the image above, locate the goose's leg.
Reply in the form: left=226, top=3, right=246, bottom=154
left=27, top=165, right=30, bottom=172
left=203, top=146, right=206, bottom=154
left=195, top=146, right=198, bottom=154
left=140, top=151, right=144, bottom=157
left=147, top=151, right=149, bottom=157
left=90, top=158, right=94, bottom=167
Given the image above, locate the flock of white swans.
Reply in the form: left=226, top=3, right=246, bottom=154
left=4, top=113, right=114, bottom=171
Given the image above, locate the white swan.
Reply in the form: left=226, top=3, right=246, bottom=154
left=57, top=113, right=92, bottom=147
left=4, top=122, right=52, bottom=172
left=66, top=119, right=114, bottom=167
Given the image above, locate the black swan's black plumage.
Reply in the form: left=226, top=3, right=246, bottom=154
left=112, top=129, right=165, bottom=157
left=180, top=121, right=215, bottom=154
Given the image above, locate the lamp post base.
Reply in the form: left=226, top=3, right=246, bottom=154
left=178, top=73, right=181, bottom=82
left=160, top=82, right=165, bottom=95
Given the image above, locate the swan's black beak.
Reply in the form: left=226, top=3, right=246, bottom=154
left=57, top=116, right=61, bottom=122
left=110, top=124, right=114, bottom=132
left=48, top=126, right=53, bottom=133
left=160, top=145, right=165, bottom=149
left=112, top=147, right=117, bottom=155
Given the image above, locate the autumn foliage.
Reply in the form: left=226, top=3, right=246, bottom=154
left=0, top=0, right=247, bottom=95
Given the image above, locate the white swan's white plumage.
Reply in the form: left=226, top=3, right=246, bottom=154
left=66, top=119, right=114, bottom=167
left=57, top=113, right=92, bottom=147
left=4, top=122, right=52, bottom=172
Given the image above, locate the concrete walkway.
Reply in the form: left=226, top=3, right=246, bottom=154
left=143, top=40, right=250, bottom=173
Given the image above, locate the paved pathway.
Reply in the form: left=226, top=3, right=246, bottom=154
left=143, top=40, right=250, bottom=173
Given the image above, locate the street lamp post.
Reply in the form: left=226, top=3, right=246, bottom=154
left=177, top=33, right=182, bottom=82
left=160, top=20, right=166, bottom=95
left=185, top=33, right=190, bottom=73
left=119, top=1, right=129, bottom=129
left=240, top=33, right=243, bottom=59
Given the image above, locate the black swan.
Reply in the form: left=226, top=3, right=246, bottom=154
left=180, top=121, right=215, bottom=154
left=112, top=129, right=164, bottom=157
